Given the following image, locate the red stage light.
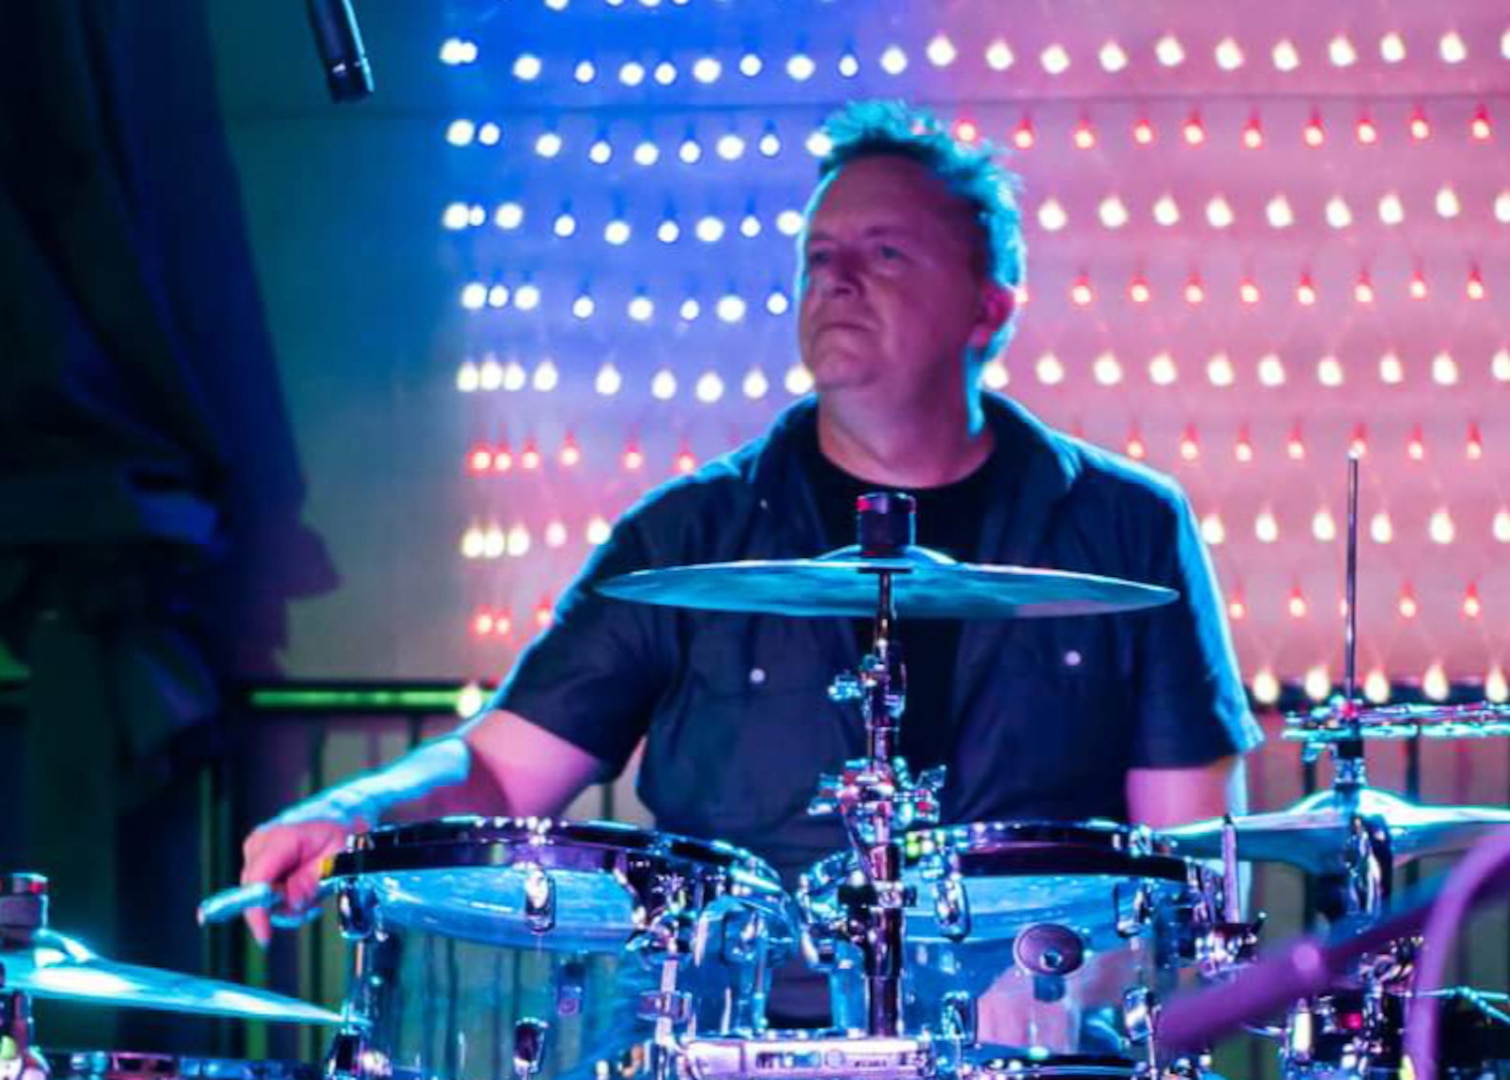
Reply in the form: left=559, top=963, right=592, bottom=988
left=1182, top=112, right=1205, bottom=146
left=519, top=440, right=542, bottom=470
left=1350, top=424, right=1369, bottom=457
left=1303, top=111, right=1325, bottom=147
left=1242, top=115, right=1264, bottom=149
left=1179, top=428, right=1200, bottom=462
left=622, top=444, right=645, bottom=471
left=1234, top=428, right=1255, bottom=463
left=1288, top=587, right=1309, bottom=619
left=1356, top=115, right=1378, bottom=145
left=559, top=436, right=582, bottom=467
left=954, top=118, right=980, bottom=143
left=472, top=610, right=495, bottom=636
left=1471, top=106, right=1492, bottom=142
left=1296, top=275, right=1317, bottom=306
left=1409, top=109, right=1431, bottom=141
left=1129, top=277, right=1151, bottom=304
left=468, top=446, right=493, bottom=473
left=1407, top=425, right=1426, bottom=461
left=1354, top=275, right=1375, bottom=304
left=1126, top=429, right=1146, bottom=460
left=1467, top=267, right=1487, bottom=301
left=1464, top=584, right=1483, bottom=619
left=492, top=444, right=514, bottom=472
left=674, top=447, right=697, bottom=474
left=1073, top=118, right=1097, bottom=150
left=1239, top=279, right=1261, bottom=305
left=1467, top=423, right=1484, bottom=460
left=1013, top=117, right=1035, bottom=150
left=1184, top=276, right=1205, bottom=305
left=1398, top=588, right=1419, bottom=620
left=1287, top=425, right=1307, bottom=461
left=1409, top=270, right=1429, bottom=300
left=1071, top=276, right=1094, bottom=306
left=534, top=598, right=554, bottom=629
left=1132, top=117, right=1155, bottom=145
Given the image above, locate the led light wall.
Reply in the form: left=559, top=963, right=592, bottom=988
left=442, top=0, right=1509, bottom=704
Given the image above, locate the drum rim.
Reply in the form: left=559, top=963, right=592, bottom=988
left=328, top=815, right=788, bottom=897
left=803, top=819, right=1193, bottom=895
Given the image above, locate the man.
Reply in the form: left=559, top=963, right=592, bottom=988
left=241, top=101, right=1260, bottom=1023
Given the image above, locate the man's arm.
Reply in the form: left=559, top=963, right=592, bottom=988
left=239, top=708, right=608, bottom=942
left=1125, top=755, right=1248, bottom=829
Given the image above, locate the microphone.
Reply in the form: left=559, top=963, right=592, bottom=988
left=306, top=0, right=374, bottom=102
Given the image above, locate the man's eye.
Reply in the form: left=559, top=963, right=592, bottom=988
left=877, top=244, right=904, bottom=260
left=806, top=250, right=831, bottom=266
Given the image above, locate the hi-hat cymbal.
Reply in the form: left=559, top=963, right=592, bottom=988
left=1163, top=787, right=1510, bottom=875
left=596, top=545, right=1178, bottom=619
left=0, top=929, right=342, bottom=1024
left=1285, top=701, right=1510, bottom=745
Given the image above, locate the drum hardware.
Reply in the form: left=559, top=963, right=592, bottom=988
left=671, top=1032, right=934, bottom=1080
left=523, top=864, right=558, bottom=933
left=323, top=1031, right=384, bottom=1080
left=512, top=1019, right=550, bottom=1080
left=334, top=881, right=376, bottom=941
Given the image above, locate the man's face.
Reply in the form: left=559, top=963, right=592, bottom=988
left=797, top=155, right=1010, bottom=404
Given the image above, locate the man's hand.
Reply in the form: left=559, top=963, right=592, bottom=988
left=239, top=815, right=357, bottom=946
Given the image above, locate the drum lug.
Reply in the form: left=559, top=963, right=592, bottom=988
left=1114, top=882, right=1152, bottom=937
left=336, top=882, right=377, bottom=941
left=638, top=989, right=693, bottom=1024
left=938, top=990, right=976, bottom=1046
left=325, top=1029, right=388, bottom=1080
left=522, top=864, right=556, bottom=934
left=1122, top=986, right=1159, bottom=1046
left=512, top=1018, right=550, bottom=1080
left=926, top=872, right=970, bottom=943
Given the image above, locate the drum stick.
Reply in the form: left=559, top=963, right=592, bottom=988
left=197, top=882, right=279, bottom=925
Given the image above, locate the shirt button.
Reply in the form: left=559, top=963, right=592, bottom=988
left=1063, top=650, right=1083, bottom=668
left=749, top=667, right=767, bottom=685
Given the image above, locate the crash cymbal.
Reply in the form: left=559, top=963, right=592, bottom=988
left=596, top=545, right=1177, bottom=619
left=1286, top=701, right=1510, bottom=745
left=0, top=929, right=342, bottom=1024
left=1162, top=787, right=1510, bottom=875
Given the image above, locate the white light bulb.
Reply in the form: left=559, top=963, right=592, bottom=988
left=502, top=360, right=528, bottom=391
left=619, top=61, right=646, bottom=86
left=486, top=284, right=509, bottom=309
left=574, top=60, right=596, bottom=83
left=1423, top=662, right=1450, bottom=702
left=1200, top=514, right=1226, bottom=546
left=1495, top=509, right=1510, bottom=543
left=588, top=139, right=612, bottom=165
left=553, top=213, right=577, bottom=238
left=880, top=46, right=909, bottom=75
left=695, top=216, right=725, bottom=243
left=784, top=364, right=814, bottom=395
left=633, top=141, right=659, bottom=166
left=1380, top=32, right=1407, bottom=64
left=587, top=517, right=612, bottom=546
left=651, top=369, right=677, bottom=400
left=838, top=53, right=860, bottom=77
left=532, top=360, right=559, bottom=392
left=1495, top=191, right=1510, bottom=224
left=653, top=61, right=677, bottom=86
left=657, top=219, right=680, bottom=243
left=716, top=295, right=747, bottom=323
left=927, top=35, right=958, bottom=67
left=1206, top=196, right=1235, bottom=230
left=1436, top=186, right=1461, bottom=219
left=716, top=134, right=745, bottom=160
left=1255, top=510, right=1279, bottom=543
left=776, top=210, right=805, bottom=236
left=513, top=54, right=542, bottom=80
left=1304, top=666, right=1332, bottom=703
left=1215, top=37, right=1244, bottom=70
left=740, top=214, right=762, bottom=238
left=1037, top=198, right=1068, bottom=232
left=1440, top=31, right=1467, bottom=64
left=1432, top=352, right=1459, bottom=386
left=446, top=119, right=477, bottom=146
left=572, top=295, right=595, bottom=319
left=1098, top=196, right=1129, bottom=229
left=1379, top=193, right=1405, bottom=226
left=1328, top=35, right=1357, bottom=67
left=692, top=57, right=721, bottom=83
left=1040, top=44, right=1070, bottom=74
left=1092, top=352, right=1123, bottom=386
left=1098, top=41, right=1128, bottom=72
left=627, top=296, right=654, bottom=322
left=738, top=53, right=762, bottom=77
left=1325, top=196, right=1353, bottom=229
left=1371, top=512, right=1394, bottom=544
left=1252, top=669, right=1281, bottom=705
left=604, top=220, right=631, bottom=245
left=1429, top=509, right=1456, bottom=545
left=678, top=139, right=702, bottom=164
left=742, top=368, right=769, bottom=399
left=595, top=363, right=622, bottom=395
left=982, top=359, right=1009, bottom=390
left=1155, top=34, right=1185, bottom=67
left=1207, top=354, right=1236, bottom=387
left=1273, top=39, right=1300, bottom=72
left=985, top=40, right=1014, bottom=70
left=1379, top=353, right=1404, bottom=384
left=1365, top=669, right=1392, bottom=704
left=695, top=372, right=725, bottom=403
left=1312, top=509, right=1337, bottom=542
left=786, top=54, right=815, bottom=81
left=506, top=524, right=531, bottom=558
left=1317, top=357, right=1344, bottom=387
left=1153, top=195, right=1180, bottom=227
left=1149, top=353, right=1178, bottom=385
left=765, top=290, right=790, bottom=316
left=478, top=357, right=502, bottom=390
left=1035, top=354, right=1065, bottom=385
left=456, top=361, right=480, bottom=392
left=1493, top=348, right=1510, bottom=382
left=679, top=298, right=701, bottom=321
left=1258, top=355, right=1286, bottom=387
left=1266, top=195, right=1294, bottom=229
left=442, top=203, right=471, bottom=230
left=806, top=131, right=833, bottom=157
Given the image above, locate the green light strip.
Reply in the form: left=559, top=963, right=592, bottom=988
left=247, top=686, right=488, bottom=711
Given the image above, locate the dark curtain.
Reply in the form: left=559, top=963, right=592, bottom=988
left=0, top=0, right=335, bottom=1053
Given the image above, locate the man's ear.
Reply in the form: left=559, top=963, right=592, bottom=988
left=968, top=281, right=1015, bottom=350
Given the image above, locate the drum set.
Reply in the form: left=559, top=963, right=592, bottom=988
left=8, top=480, right=1510, bottom=1080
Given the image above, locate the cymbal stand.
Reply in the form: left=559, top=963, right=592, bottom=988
left=809, top=494, right=943, bottom=1038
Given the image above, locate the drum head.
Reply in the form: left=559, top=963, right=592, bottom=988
left=46, top=1053, right=318, bottom=1080
left=328, top=816, right=794, bottom=950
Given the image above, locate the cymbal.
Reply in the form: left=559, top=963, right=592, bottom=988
left=1163, top=787, right=1510, bottom=875
left=0, top=929, right=342, bottom=1024
left=1286, top=701, right=1510, bottom=744
left=596, top=545, right=1178, bottom=619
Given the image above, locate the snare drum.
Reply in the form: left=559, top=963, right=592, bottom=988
left=801, top=821, right=1219, bottom=1068
left=323, top=817, right=796, bottom=1080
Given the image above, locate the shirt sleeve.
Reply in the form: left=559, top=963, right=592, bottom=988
left=1130, top=488, right=1263, bottom=769
left=491, top=509, right=675, bottom=778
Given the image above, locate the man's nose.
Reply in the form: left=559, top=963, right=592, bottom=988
left=817, top=250, right=862, bottom=297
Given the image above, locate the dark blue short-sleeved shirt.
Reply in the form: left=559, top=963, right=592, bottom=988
left=495, top=394, right=1262, bottom=889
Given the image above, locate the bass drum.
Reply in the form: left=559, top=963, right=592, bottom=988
left=323, top=817, right=796, bottom=1080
